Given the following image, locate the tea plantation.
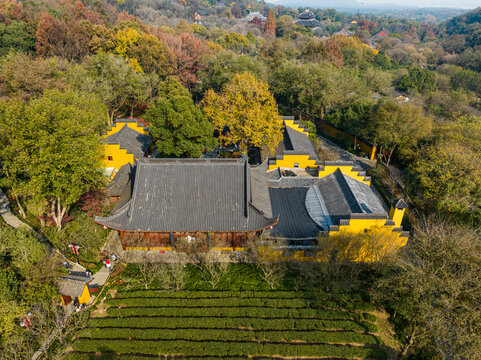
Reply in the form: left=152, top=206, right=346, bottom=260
left=66, top=288, right=387, bottom=359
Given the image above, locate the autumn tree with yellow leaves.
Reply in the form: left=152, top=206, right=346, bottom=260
left=202, top=72, right=284, bottom=154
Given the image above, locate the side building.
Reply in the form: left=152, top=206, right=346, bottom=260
left=103, top=118, right=151, bottom=177
left=263, top=116, right=408, bottom=261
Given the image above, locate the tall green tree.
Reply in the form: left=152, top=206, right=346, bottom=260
left=368, top=101, right=433, bottom=165
left=202, top=72, right=284, bottom=154
left=413, top=122, right=481, bottom=224
left=66, top=52, right=151, bottom=123
left=145, top=76, right=216, bottom=158
left=0, top=90, right=107, bottom=229
left=372, top=221, right=481, bottom=359
left=0, top=21, right=35, bottom=56
left=270, top=61, right=365, bottom=118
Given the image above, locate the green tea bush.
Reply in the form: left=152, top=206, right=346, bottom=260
left=79, top=327, right=381, bottom=344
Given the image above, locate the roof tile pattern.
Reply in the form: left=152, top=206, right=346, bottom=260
left=103, top=125, right=150, bottom=159
left=96, top=158, right=277, bottom=232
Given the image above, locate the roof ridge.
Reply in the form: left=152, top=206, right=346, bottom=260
left=335, top=169, right=362, bottom=213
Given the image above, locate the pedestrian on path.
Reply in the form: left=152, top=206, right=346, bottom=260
left=105, top=260, right=111, bottom=272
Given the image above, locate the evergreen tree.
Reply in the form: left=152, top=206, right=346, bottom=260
left=264, top=10, right=276, bottom=36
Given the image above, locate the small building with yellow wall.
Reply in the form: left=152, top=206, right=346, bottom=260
left=58, top=273, right=92, bottom=306
left=103, top=119, right=151, bottom=176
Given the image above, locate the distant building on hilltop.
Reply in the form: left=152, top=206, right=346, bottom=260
left=240, top=11, right=266, bottom=22
left=333, top=26, right=354, bottom=37
left=368, top=28, right=388, bottom=49
left=295, top=9, right=320, bottom=30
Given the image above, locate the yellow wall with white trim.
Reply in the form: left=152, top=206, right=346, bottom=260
left=267, top=154, right=317, bottom=171
left=103, top=144, right=135, bottom=172
left=107, top=122, right=149, bottom=136
left=284, top=119, right=310, bottom=135
left=389, top=207, right=405, bottom=227
left=318, top=165, right=370, bottom=186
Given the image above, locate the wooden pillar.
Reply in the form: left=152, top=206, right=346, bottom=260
left=207, top=233, right=211, bottom=250
left=145, top=232, right=150, bottom=251
left=233, top=232, right=237, bottom=251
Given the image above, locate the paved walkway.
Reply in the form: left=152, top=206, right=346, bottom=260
left=0, top=189, right=32, bottom=229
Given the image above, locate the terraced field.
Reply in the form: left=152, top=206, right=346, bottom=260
left=66, top=290, right=387, bottom=359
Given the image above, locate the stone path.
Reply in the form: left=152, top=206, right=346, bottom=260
left=0, top=189, right=32, bottom=229
left=91, top=265, right=110, bottom=287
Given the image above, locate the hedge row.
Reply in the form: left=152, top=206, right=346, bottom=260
left=114, top=290, right=365, bottom=302
left=71, top=339, right=387, bottom=359
left=79, top=327, right=381, bottom=345
left=88, top=316, right=378, bottom=333
left=105, top=297, right=375, bottom=312
left=105, top=306, right=376, bottom=322
left=66, top=354, right=365, bottom=360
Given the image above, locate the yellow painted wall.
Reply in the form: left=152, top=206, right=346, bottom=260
left=318, top=165, right=370, bottom=186
left=320, top=122, right=377, bottom=160
left=389, top=207, right=405, bottom=227
left=103, top=144, right=135, bottom=172
left=124, top=246, right=173, bottom=251
left=78, top=284, right=91, bottom=305
left=267, top=154, right=317, bottom=171
left=107, top=122, right=149, bottom=136
left=284, top=119, right=310, bottom=135
left=339, top=218, right=388, bottom=232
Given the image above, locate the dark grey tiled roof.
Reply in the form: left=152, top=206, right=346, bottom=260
left=267, top=187, right=321, bottom=239
left=317, top=169, right=387, bottom=225
left=249, top=160, right=273, bottom=218
left=334, top=27, right=354, bottom=36
left=103, top=125, right=150, bottom=159
left=107, top=163, right=133, bottom=197
left=96, top=158, right=277, bottom=232
left=391, top=198, right=408, bottom=209
left=295, top=19, right=320, bottom=27
left=298, top=10, right=316, bottom=19
left=58, top=274, right=90, bottom=297
left=283, top=125, right=319, bottom=160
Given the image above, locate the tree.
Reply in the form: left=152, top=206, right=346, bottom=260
left=413, top=122, right=481, bottom=224
left=156, top=254, right=188, bottom=292
left=0, top=52, right=65, bottom=100
left=66, top=53, right=149, bottom=123
left=368, top=101, right=433, bottom=166
left=202, top=72, right=284, bottom=154
left=374, top=50, right=392, bottom=70
left=372, top=221, right=481, bottom=359
left=264, top=10, right=276, bottom=36
left=155, top=31, right=212, bottom=89
left=396, top=67, right=437, bottom=94
left=145, top=76, right=216, bottom=158
left=35, top=13, right=90, bottom=61
left=135, top=257, right=162, bottom=289
left=0, top=21, right=35, bottom=56
left=0, top=90, right=107, bottom=229
left=269, top=61, right=365, bottom=119
left=195, top=252, right=230, bottom=290
left=231, top=4, right=242, bottom=18
left=276, top=15, right=295, bottom=38
left=194, top=52, right=268, bottom=97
